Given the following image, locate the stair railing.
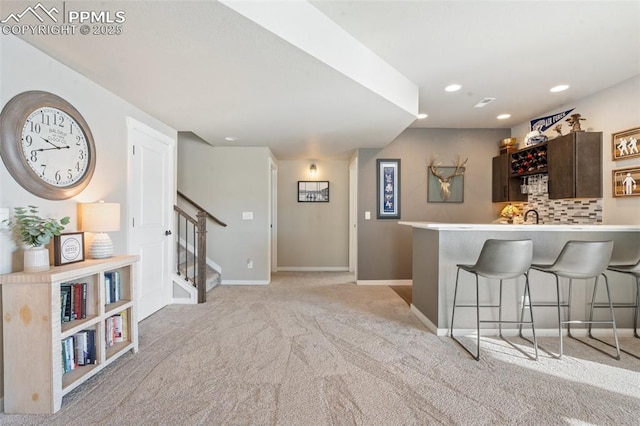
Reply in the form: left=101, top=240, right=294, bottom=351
left=174, top=192, right=227, bottom=303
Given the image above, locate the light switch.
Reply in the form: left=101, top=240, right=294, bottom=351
left=365, top=211, right=371, bottom=220
left=242, top=211, right=253, bottom=220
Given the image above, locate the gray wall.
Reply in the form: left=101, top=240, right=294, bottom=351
left=177, top=133, right=273, bottom=283
left=357, top=128, right=510, bottom=280
left=277, top=160, right=349, bottom=270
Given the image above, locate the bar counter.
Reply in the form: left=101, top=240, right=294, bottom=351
left=399, top=222, right=640, bottom=336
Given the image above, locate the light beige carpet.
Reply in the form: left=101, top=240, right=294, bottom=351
left=2, top=271, right=640, bottom=425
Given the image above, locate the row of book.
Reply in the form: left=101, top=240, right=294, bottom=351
left=61, top=311, right=130, bottom=374
left=105, top=271, right=122, bottom=304
left=106, top=311, right=129, bottom=347
left=60, top=283, right=87, bottom=322
left=61, top=330, right=96, bottom=373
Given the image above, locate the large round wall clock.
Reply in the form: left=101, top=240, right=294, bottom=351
left=0, top=90, right=96, bottom=200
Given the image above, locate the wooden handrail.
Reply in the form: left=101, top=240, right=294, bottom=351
left=177, top=190, right=228, bottom=227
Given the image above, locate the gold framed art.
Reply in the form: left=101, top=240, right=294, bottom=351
left=612, top=166, right=640, bottom=197
left=611, top=126, right=640, bottom=161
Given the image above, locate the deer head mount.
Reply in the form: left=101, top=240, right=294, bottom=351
left=429, top=155, right=468, bottom=201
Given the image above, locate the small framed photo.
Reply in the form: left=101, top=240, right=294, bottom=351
left=54, top=232, right=85, bottom=266
left=612, top=166, right=640, bottom=197
left=377, top=159, right=401, bottom=219
left=298, top=181, right=329, bottom=202
left=611, top=126, right=640, bottom=161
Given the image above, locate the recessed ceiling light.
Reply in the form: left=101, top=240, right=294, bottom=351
left=417, top=113, right=428, bottom=119
left=550, top=84, right=570, bottom=93
left=497, top=114, right=511, bottom=120
left=445, top=84, right=462, bottom=92
left=225, top=136, right=238, bottom=141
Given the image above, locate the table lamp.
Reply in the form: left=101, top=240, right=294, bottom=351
left=500, top=203, right=520, bottom=224
left=80, top=201, right=120, bottom=258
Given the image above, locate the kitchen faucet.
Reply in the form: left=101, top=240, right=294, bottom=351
left=524, top=209, right=539, bottom=224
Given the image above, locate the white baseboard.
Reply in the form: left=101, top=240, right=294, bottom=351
left=358, top=279, right=412, bottom=286
left=222, top=280, right=270, bottom=285
left=171, top=297, right=196, bottom=305
left=410, top=304, right=442, bottom=335
left=277, top=267, right=349, bottom=272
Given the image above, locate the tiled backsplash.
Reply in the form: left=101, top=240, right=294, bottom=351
left=522, top=175, right=603, bottom=224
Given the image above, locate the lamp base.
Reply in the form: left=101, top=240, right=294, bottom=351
left=89, top=233, right=114, bottom=259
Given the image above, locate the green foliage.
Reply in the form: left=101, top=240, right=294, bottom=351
left=2, top=205, right=70, bottom=247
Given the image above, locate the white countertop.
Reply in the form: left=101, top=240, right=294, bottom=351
left=398, top=221, right=640, bottom=232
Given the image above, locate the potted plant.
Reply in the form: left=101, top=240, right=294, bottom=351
left=3, top=205, right=70, bottom=272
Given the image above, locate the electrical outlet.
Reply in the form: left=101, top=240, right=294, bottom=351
left=365, top=211, right=371, bottom=220
left=247, top=258, right=253, bottom=269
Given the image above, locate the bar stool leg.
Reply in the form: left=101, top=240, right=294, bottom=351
left=603, top=274, right=621, bottom=359
left=555, top=275, right=564, bottom=358
left=450, top=268, right=461, bottom=337
left=588, top=276, right=598, bottom=338
left=475, top=274, right=480, bottom=360
left=524, top=272, right=538, bottom=360
left=567, top=279, right=574, bottom=338
left=635, top=277, right=640, bottom=338
left=498, top=279, right=503, bottom=338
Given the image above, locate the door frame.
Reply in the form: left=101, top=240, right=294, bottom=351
left=269, top=157, right=278, bottom=275
left=349, top=156, right=358, bottom=276
left=126, top=117, right=176, bottom=318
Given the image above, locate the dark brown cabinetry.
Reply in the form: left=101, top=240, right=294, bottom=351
left=492, top=131, right=602, bottom=202
left=492, top=154, right=527, bottom=202
left=547, top=131, right=602, bottom=199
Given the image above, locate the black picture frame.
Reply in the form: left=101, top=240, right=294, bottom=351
left=298, top=181, right=329, bottom=202
left=54, top=232, right=85, bottom=266
left=377, top=159, right=401, bottom=219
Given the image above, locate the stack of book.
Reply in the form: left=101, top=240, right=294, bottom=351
left=61, top=329, right=96, bottom=373
left=105, top=311, right=129, bottom=348
left=60, top=283, right=87, bottom=322
left=104, top=271, right=121, bottom=304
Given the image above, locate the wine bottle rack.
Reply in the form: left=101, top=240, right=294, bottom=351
left=510, top=142, right=548, bottom=176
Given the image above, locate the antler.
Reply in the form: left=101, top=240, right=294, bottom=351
left=429, top=156, right=446, bottom=182
left=430, top=155, right=467, bottom=201
left=449, top=156, right=468, bottom=180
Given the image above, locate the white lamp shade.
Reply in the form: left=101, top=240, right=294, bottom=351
left=80, top=202, right=120, bottom=232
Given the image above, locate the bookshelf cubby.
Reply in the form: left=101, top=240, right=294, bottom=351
left=0, top=255, right=139, bottom=414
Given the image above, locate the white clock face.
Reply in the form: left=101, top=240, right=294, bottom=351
left=21, top=107, right=90, bottom=187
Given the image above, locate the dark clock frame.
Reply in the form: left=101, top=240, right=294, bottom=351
left=0, top=90, right=96, bottom=200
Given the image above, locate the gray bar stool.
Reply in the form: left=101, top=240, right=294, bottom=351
left=598, top=259, right=640, bottom=338
left=530, top=240, right=620, bottom=359
left=450, top=239, right=537, bottom=361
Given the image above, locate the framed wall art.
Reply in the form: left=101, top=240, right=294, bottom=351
left=53, top=232, right=85, bottom=266
left=377, top=159, right=401, bottom=219
left=428, top=166, right=465, bottom=203
left=612, top=166, right=640, bottom=197
left=611, top=126, right=640, bottom=161
left=298, top=181, right=329, bottom=202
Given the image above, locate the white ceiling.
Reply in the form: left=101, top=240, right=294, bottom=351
left=10, top=0, right=640, bottom=160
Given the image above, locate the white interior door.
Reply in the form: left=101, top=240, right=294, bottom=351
left=127, top=117, right=175, bottom=320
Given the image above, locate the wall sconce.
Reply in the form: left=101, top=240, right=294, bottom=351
left=80, top=201, right=121, bottom=258
left=309, top=163, right=317, bottom=176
